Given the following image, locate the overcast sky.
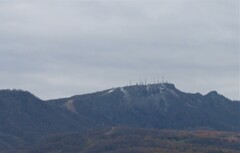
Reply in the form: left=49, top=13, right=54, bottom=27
left=0, top=0, right=239, bottom=100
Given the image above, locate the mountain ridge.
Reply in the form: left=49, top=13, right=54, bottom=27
left=48, top=83, right=240, bottom=131
left=47, top=83, right=237, bottom=102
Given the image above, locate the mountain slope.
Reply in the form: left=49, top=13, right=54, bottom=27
left=0, top=90, right=88, bottom=144
left=49, top=83, right=240, bottom=131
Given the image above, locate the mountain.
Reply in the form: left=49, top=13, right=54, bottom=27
left=49, top=83, right=240, bottom=131
left=0, top=84, right=239, bottom=152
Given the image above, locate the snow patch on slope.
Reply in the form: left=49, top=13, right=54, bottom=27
left=64, top=100, right=77, bottom=113
left=120, top=87, right=131, bottom=101
left=120, top=87, right=128, bottom=95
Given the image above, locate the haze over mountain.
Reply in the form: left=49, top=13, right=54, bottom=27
left=0, top=83, right=239, bottom=152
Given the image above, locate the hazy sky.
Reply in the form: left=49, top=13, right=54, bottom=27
left=0, top=0, right=239, bottom=100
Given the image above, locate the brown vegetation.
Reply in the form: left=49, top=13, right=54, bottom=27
left=28, top=127, right=240, bottom=153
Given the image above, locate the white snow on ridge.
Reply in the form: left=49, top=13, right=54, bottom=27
left=102, top=88, right=115, bottom=95
left=107, top=89, right=114, bottom=94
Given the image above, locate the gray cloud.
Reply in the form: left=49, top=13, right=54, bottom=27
left=0, top=0, right=239, bottom=100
